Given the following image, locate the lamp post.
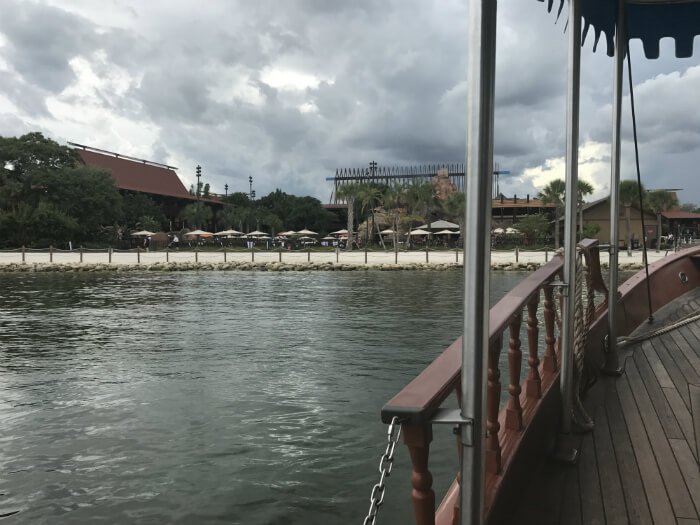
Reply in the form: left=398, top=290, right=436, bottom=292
left=249, top=176, right=253, bottom=200
left=196, top=165, right=202, bottom=199
left=224, top=183, right=228, bottom=197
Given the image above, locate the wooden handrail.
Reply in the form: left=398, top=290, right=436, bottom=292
left=381, top=257, right=563, bottom=425
left=381, top=240, right=607, bottom=525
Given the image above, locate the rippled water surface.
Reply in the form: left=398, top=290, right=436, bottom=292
left=0, top=270, right=526, bottom=524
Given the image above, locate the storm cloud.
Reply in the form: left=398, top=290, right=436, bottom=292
left=0, top=0, right=698, bottom=204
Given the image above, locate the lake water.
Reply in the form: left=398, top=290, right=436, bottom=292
left=0, top=270, right=529, bottom=524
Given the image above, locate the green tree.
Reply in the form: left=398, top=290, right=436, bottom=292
left=619, top=180, right=644, bottom=255
left=357, top=183, right=385, bottom=248
left=336, top=183, right=364, bottom=250
left=442, top=191, right=465, bottom=243
left=121, top=193, right=166, bottom=231
left=382, top=183, right=408, bottom=248
left=181, top=202, right=213, bottom=230
left=646, top=189, right=678, bottom=250
left=538, top=179, right=565, bottom=248
left=576, top=180, right=594, bottom=240
left=403, top=180, right=434, bottom=247
left=517, top=213, right=550, bottom=245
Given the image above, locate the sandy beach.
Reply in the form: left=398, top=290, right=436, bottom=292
left=0, top=246, right=681, bottom=270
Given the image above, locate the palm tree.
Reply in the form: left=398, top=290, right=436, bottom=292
left=646, top=189, right=678, bottom=251
left=181, top=202, right=213, bottom=230
left=576, top=180, right=594, bottom=240
left=357, top=183, right=385, bottom=249
left=619, top=180, right=644, bottom=256
left=442, top=191, right=466, bottom=244
left=403, top=180, right=434, bottom=247
left=538, top=179, right=565, bottom=248
left=382, top=183, right=407, bottom=249
left=336, top=182, right=364, bottom=250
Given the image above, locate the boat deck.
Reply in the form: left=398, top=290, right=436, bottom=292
left=508, top=288, right=700, bottom=525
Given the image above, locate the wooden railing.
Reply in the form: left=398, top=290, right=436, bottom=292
left=381, top=239, right=607, bottom=525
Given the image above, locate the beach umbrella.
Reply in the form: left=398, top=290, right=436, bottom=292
left=409, top=229, right=430, bottom=236
left=380, top=228, right=395, bottom=235
left=297, top=228, right=318, bottom=235
left=492, top=228, right=505, bottom=234
left=278, top=230, right=297, bottom=236
left=247, top=230, right=267, bottom=236
left=505, top=227, right=520, bottom=234
left=330, top=229, right=348, bottom=235
left=435, top=229, right=457, bottom=235
left=130, top=230, right=155, bottom=237
left=321, top=236, right=335, bottom=240
left=215, top=229, right=243, bottom=236
left=184, top=229, right=213, bottom=238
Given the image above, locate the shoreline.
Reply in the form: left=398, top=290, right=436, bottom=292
left=0, top=247, right=670, bottom=272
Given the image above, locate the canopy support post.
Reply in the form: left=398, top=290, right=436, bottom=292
left=554, top=0, right=582, bottom=464
left=604, top=0, right=626, bottom=377
left=460, top=0, right=497, bottom=523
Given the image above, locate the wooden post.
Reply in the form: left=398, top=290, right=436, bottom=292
left=403, top=424, right=435, bottom=525
left=195, top=246, right=199, bottom=263
left=49, top=245, right=53, bottom=263
left=455, top=247, right=459, bottom=263
left=543, top=285, right=558, bottom=372
left=251, top=246, right=255, bottom=262
left=526, top=294, right=542, bottom=399
left=223, top=247, right=227, bottom=263
left=80, top=246, right=84, bottom=263
left=486, top=336, right=503, bottom=474
left=545, top=247, right=549, bottom=262
left=279, top=248, right=282, bottom=262
left=307, top=247, right=310, bottom=262
left=425, top=244, right=429, bottom=263
left=364, top=246, right=368, bottom=264
left=21, top=245, right=25, bottom=263
left=395, top=242, right=398, bottom=264
left=137, top=246, right=141, bottom=264
left=506, top=313, right=524, bottom=431
left=166, top=247, right=169, bottom=263
left=108, top=247, right=112, bottom=264
left=515, top=246, right=519, bottom=262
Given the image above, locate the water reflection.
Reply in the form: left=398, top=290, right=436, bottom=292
left=0, top=270, right=527, bottom=524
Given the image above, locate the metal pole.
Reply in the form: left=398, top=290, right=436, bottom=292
left=605, top=0, right=626, bottom=376
left=556, top=0, right=582, bottom=461
left=460, top=0, right=497, bottom=523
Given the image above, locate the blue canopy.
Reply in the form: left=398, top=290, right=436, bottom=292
left=540, top=0, right=700, bottom=59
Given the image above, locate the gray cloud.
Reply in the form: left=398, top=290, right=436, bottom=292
left=0, top=0, right=699, bottom=206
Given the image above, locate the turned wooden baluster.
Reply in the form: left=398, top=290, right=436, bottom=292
left=525, top=293, right=542, bottom=399
left=403, top=424, right=435, bottom=525
left=542, top=285, right=558, bottom=373
left=486, top=336, right=502, bottom=474
left=506, top=312, right=524, bottom=431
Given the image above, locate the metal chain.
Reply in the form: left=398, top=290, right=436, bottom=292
left=362, top=416, right=402, bottom=525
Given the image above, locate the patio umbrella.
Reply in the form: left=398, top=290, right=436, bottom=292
left=215, top=229, right=243, bottom=236
left=184, top=229, right=213, bottom=238
left=130, top=230, right=155, bottom=237
left=409, top=229, right=430, bottom=236
left=492, top=228, right=505, bottom=234
left=330, top=229, right=348, bottom=235
left=435, top=229, right=457, bottom=235
left=505, top=227, right=520, bottom=234
left=321, top=236, right=335, bottom=241
left=247, top=230, right=267, bottom=236
left=380, top=228, right=395, bottom=235
left=297, top=228, right=317, bottom=235
left=278, top=230, right=297, bottom=236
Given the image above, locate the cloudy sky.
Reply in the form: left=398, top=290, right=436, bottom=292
left=0, top=0, right=699, bottom=205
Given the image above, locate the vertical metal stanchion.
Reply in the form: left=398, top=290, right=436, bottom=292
left=50, top=245, right=54, bottom=263
left=554, top=0, right=582, bottom=464
left=460, top=0, right=497, bottom=522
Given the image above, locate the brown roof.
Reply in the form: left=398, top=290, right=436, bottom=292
left=661, top=210, right=700, bottom=219
left=492, top=198, right=555, bottom=209
left=76, top=148, right=192, bottom=199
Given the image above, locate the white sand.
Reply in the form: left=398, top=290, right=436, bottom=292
left=0, top=247, right=679, bottom=267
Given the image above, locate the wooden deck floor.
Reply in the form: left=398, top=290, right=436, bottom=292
left=509, top=288, right=700, bottom=525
